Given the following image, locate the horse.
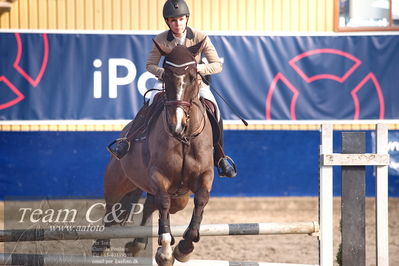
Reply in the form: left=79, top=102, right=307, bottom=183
left=92, top=38, right=214, bottom=266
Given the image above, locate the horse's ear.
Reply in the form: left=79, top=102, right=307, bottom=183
left=153, top=39, right=172, bottom=56
left=188, top=37, right=206, bottom=56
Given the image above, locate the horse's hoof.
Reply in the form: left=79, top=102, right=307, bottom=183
left=91, top=239, right=110, bottom=256
left=155, top=247, right=175, bottom=266
left=125, top=239, right=146, bottom=257
left=173, top=243, right=191, bottom=262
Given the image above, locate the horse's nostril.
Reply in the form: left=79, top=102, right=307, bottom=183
left=176, top=123, right=186, bottom=135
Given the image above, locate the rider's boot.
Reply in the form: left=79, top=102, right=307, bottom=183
left=107, top=137, right=131, bottom=160
left=107, top=103, right=152, bottom=160
left=214, top=119, right=237, bottom=178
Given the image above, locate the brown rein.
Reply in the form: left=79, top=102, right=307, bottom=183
left=163, top=98, right=206, bottom=145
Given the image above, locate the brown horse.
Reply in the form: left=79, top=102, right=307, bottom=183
left=92, top=39, right=214, bottom=266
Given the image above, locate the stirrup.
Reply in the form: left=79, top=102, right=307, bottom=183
left=217, top=156, right=237, bottom=178
left=107, top=137, right=131, bottom=160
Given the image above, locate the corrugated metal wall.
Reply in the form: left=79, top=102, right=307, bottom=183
left=0, top=0, right=334, bottom=32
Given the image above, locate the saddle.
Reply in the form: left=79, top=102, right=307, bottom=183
left=126, top=92, right=166, bottom=143
left=132, top=96, right=220, bottom=145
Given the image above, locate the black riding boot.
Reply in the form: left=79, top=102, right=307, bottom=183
left=215, top=119, right=237, bottom=178
left=107, top=102, right=152, bottom=160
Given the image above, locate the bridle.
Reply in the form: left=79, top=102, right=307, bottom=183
left=164, top=59, right=196, bottom=116
left=164, top=99, right=192, bottom=109
left=162, top=60, right=206, bottom=145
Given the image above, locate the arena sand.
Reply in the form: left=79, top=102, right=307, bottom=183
left=1, top=197, right=398, bottom=266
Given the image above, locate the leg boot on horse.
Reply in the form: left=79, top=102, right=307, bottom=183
left=154, top=192, right=175, bottom=266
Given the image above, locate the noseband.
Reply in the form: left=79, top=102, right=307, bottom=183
left=164, top=99, right=193, bottom=130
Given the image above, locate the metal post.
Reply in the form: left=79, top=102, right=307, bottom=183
left=376, top=124, right=389, bottom=266
left=319, top=124, right=333, bottom=266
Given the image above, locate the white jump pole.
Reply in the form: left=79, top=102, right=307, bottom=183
left=376, top=124, right=389, bottom=266
left=319, top=124, right=333, bottom=266
left=0, top=253, right=319, bottom=266
left=0, top=222, right=319, bottom=242
left=173, top=260, right=318, bottom=266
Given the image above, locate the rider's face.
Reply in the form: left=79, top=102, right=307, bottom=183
left=166, top=16, right=187, bottom=37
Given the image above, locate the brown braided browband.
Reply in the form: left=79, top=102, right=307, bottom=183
left=164, top=100, right=191, bottom=107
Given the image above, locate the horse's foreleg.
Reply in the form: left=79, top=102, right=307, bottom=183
left=174, top=188, right=210, bottom=262
left=125, top=194, right=156, bottom=256
left=155, top=192, right=175, bottom=266
left=92, top=188, right=141, bottom=256
left=186, top=188, right=209, bottom=242
left=91, top=200, right=117, bottom=256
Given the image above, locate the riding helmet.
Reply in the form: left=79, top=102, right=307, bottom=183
left=163, top=0, right=190, bottom=19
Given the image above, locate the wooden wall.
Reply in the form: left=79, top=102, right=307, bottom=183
left=0, top=0, right=334, bottom=32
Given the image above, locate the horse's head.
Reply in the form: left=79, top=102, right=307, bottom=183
left=153, top=39, right=205, bottom=137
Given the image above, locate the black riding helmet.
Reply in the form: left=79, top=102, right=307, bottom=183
left=163, top=0, right=190, bottom=19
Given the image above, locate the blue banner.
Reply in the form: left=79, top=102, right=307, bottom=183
left=1, top=32, right=399, bottom=120
left=1, top=130, right=398, bottom=199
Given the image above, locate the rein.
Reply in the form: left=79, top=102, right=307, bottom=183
left=163, top=98, right=206, bottom=145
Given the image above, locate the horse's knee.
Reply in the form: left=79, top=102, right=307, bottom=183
left=194, top=189, right=209, bottom=208
left=155, top=193, right=171, bottom=211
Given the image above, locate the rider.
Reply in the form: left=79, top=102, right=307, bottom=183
left=108, top=0, right=237, bottom=178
